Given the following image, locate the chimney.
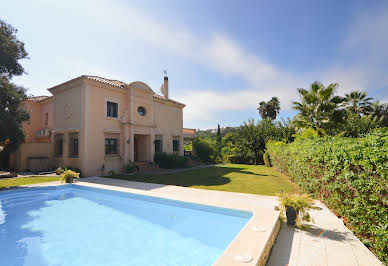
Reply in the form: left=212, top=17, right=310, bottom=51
left=162, top=76, right=169, bottom=99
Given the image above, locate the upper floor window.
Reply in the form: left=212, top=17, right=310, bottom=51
left=54, top=134, right=64, bottom=157
left=68, top=132, right=79, bottom=158
left=107, top=101, right=118, bottom=118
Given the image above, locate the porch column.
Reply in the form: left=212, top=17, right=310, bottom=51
left=179, top=134, right=184, bottom=156
left=150, top=129, right=155, bottom=163
left=129, top=125, right=134, bottom=162
left=123, top=124, right=130, bottom=163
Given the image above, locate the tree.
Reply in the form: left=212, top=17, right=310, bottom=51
left=0, top=20, right=29, bottom=161
left=257, top=97, right=280, bottom=120
left=342, top=91, right=373, bottom=115
left=216, top=124, right=222, bottom=143
left=292, top=82, right=344, bottom=134
left=371, top=101, right=388, bottom=127
left=236, top=119, right=262, bottom=165
left=234, top=118, right=292, bottom=165
left=339, top=111, right=382, bottom=137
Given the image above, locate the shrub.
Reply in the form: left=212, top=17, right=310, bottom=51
left=60, top=169, right=80, bottom=183
left=154, top=152, right=187, bottom=169
left=220, top=143, right=240, bottom=163
left=193, top=137, right=217, bottom=163
left=123, top=161, right=136, bottom=174
left=263, top=152, right=271, bottom=167
left=277, top=192, right=315, bottom=223
left=65, top=166, right=83, bottom=177
left=267, top=129, right=388, bottom=263
left=55, top=167, right=64, bottom=175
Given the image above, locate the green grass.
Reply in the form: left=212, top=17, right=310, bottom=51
left=0, top=176, right=59, bottom=189
left=109, top=164, right=299, bottom=196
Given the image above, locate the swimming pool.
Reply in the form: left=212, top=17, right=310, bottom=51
left=0, top=185, right=252, bottom=266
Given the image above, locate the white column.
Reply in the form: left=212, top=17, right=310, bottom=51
left=150, top=128, right=155, bottom=162
left=129, top=125, right=134, bottom=162
left=123, top=124, right=129, bottom=163
left=179, top=134, right=184, bottom=156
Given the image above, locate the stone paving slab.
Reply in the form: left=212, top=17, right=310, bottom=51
left=267, top=201, right=383, bottom=266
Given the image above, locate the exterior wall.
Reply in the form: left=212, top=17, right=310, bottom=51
left=153, top=100, right=184, bottom=156
left=83, top=81, right=127, bottom=176
left=10, top=143, right=52, bottom=171
left=52, top=81, right=84, bottom=171
left=11, top=76, right=185, bottom=176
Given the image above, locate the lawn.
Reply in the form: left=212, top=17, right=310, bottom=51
left=0, top=176, right=59, bottom=189
left=108, top=164, right=298, bottom=196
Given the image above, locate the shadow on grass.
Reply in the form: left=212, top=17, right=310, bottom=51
left=103, top=165, right=263, bottom=188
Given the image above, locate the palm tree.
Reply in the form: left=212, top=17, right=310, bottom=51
left=371, top=101, right=388, bottom=127
left=342, top=91, right=373, bottom=115
left=292, top=82, right=344, bottom=133
left=257, top=97, right=280, bottom=120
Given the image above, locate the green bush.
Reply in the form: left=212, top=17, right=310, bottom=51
left=267, top=129, right=388, bottom=263
left=55, top=167, right=64, bottom=175
left=60, top=169, right=80, bottom=183
left=193, top=137, right=217, bottom=163
left=263, top=151, right=271, bottom=167
left=154, top=152, right=187, bottom=169
left=221, top=143, right=242, bottom=163
left=64, top=166, right=83, bottom=177
left=123, top=161, right=136, bottom=173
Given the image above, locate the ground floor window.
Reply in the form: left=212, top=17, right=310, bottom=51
left=105, top=133, right=120, bottom=155
left=68, top=132, right=79, bottom=157
left=173, top=136, right=180, bottom=152
left=154, top=135, right=163, bottom=153
left=54, top=134, right=64, bottom=157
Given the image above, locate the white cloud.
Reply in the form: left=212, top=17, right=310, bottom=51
left=39, top=0, right=388, bottom=127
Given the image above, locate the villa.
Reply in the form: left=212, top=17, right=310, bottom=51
left=10, top=75, right=193, bottom=176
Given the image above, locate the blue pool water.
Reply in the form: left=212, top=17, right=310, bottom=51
left=0, top=185, right=252, bottom=266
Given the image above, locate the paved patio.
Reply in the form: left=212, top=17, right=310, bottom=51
left=267, top=201, right=382, bottom=266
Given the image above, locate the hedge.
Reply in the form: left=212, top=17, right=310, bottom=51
left=267, top=129, right=388, bottom=263
left=154, top=152, right=187, bottom=169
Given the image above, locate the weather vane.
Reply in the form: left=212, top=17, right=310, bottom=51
left=163, top=69, right=167, bottom=76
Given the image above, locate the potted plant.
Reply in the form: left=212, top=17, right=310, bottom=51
left=60, top=169, right=80, bottom=183
left=277, top=192, right=314, bottom=226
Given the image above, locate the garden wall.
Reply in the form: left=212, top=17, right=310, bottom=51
left=267, top=129, right=387, bottom=263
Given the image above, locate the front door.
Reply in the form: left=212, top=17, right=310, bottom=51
left=134, top=135, right=139, bottom=162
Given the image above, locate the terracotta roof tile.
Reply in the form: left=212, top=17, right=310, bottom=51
left=28, top=96, right=51, bottom=102
left=83, top=75, right=127, bottom=88
left=153, top=94, right=185, bottom=107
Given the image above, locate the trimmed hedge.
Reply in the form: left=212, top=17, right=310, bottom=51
left=154, top=152, right=187, bottom=169
left=267, top=129, right=388, bottom=263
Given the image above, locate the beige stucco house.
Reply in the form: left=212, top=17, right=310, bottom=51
left=10, top=75, right=192, bottom=176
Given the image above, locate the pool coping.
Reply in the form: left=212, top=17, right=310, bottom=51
left=6, top=178, right=281, bottom=266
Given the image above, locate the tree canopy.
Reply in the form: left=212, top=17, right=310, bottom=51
left=257, top=97, right=280, bottom=120
left=0, top=19, right=29, bottom=158
left=292, top=82, right=344, bottom=134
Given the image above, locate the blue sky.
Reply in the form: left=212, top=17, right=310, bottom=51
left=2, top=0, right=388, bottom=129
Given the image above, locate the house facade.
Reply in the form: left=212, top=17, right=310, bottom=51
left=10, top=75, right=189, bottom=176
